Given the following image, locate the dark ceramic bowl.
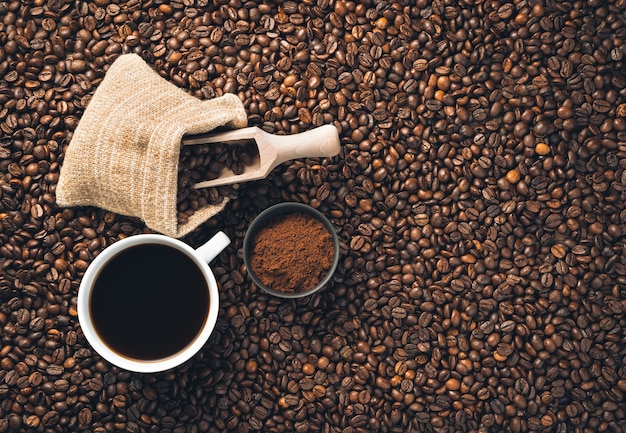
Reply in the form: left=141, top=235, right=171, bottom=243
left=243, top=202, right=340, bottom=298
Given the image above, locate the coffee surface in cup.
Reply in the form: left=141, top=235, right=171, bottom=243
left=89, top=243, right=209, bottom=360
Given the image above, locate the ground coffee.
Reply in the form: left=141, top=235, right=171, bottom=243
left=249, top=213, right=334, bottom=293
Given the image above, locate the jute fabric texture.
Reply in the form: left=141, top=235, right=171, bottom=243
left=56, top=54, right=248, bottom=237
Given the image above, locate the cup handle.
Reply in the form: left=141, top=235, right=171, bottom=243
left=195, top=231, right=231, bottom=263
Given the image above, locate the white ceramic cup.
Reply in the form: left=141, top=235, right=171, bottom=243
left=77, top=232, right=230, bottom=373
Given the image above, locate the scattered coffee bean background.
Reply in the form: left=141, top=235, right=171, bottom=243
left=1, top=0, right=626, bottom=432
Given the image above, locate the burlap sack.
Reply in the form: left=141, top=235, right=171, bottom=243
left=56, top=54, right=248, bottom=238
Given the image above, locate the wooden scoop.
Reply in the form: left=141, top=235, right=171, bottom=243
left=181, top=124, right=341, bottom=188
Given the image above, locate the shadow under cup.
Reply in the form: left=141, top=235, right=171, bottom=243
left=77, top=234, right=223, bottom=373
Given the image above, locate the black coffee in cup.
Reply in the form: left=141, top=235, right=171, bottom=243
left=89, top=243, right=209, bottom=360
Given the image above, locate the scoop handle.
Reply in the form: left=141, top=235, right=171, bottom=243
left=264, top=124, right=341, bottom=164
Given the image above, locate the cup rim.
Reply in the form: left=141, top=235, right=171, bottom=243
left=243, top=202, right=340, bottom=298
left=77, top=234, right=220, bottom=373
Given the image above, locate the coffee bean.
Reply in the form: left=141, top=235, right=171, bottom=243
left=2, top=2, right=626, bottom=432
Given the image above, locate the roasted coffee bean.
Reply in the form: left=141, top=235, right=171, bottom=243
left=1, top=1, right=625, bottom=432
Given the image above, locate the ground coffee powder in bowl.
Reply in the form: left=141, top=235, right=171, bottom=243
left=243, top=202, right=339, bottom=298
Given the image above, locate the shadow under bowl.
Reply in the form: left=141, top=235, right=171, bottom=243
left=242, top=202, right=340, bottom=298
